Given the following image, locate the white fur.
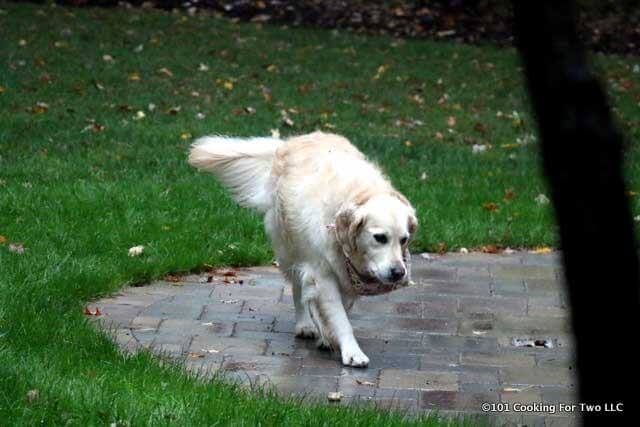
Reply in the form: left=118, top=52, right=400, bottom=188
left=189, top=131, right=417, bottom=367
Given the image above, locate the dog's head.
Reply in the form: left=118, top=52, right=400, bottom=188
left=335, top=192, right=418, bottom=286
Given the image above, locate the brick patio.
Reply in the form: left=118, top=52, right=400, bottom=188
left=91, top=252, right=579, bottom=426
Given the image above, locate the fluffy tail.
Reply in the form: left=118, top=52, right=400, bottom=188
left=188, top=135, right=281, bottom=212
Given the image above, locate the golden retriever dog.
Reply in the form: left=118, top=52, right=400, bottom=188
left=189, top=132, right=417, bottom=367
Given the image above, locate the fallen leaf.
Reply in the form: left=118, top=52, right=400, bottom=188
left=164, top=275, right=181, bottom=282
left=26, top=389, right=39, bottom=404
left=503, top=189, right=515, bottom=202
left=473, top=122, right=487, bottom=134
left=128, top=245, right=144, bottom=256
left=282, top=116, right=294, bottom=127
left=447, top=116, right=456, bottom=127
left=372, top=64, right=389, bottom=80
left=483, top=202, right=499, bottom=212
left=158, top=67, right=173, bottom=77
left=83, top=307, right=101, bottom=316
left=409, top=94, right=424, bottom=105
left=187, top=352, right=205, bottom=359
left=0, top=235, right=6, bottom=244
left=437, top=242, right=447, bottom=255
left=472, top=144, right=487, bottom=154
left=34, top=102, right=49, bottom=114
left=166, top=106, right=181, bottom=115
left=327, top=391, right=343, bottom=402
left=102, top=54, right=114, bottom=62
left=261, top=86, right=273, bottom=102
left=531, top=247, right=552, bottom=254
left=128, top=72, right=141, bottom=82
left=535, top=194, right=550, bottom=205
left=133, top=110, right=146, bottom=120
left=298, top=83, right=313, bottom=94
left=481, top=245, right=500, bottom=254
left=8, top=243, right=25, bottom=254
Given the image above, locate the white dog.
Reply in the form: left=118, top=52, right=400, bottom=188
left=189, top=132, right=417, bottom=367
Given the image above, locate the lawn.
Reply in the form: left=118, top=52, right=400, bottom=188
left=0, top=1, right=639, bottom=425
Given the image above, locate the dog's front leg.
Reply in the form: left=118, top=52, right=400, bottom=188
left=306, top=274, right=369, bottom=368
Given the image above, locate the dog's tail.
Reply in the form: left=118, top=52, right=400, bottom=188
left=188, top=135, right=281, bottom=212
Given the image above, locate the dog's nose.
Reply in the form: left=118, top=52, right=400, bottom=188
left=389, top=265, right=406, bottom=282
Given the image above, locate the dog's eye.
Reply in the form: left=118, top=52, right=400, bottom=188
left=373, top=233, right=388, bottom=244
left=400, top=236, right=409, bottom=245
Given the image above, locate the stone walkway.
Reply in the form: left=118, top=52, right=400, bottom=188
left=91, top=252, right=578, bottom=426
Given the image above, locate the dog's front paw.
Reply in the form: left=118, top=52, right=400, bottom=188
left=295, top=322, right=319, bottom=339
left=341, top=347, right=369, bottom=368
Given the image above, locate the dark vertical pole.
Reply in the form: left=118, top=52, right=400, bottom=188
left=512, top=1, right=639, bottom=425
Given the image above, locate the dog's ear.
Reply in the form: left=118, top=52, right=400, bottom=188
left=408, top=213, right=418, bottom=236
left=390, top=191, right=418, bottom=237
left=335, top=207, right=366, bottom=254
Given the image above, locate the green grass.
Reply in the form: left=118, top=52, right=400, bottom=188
left=1, top=1, right=639, bottom=425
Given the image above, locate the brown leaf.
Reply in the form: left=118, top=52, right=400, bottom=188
left=473, top=122, right=487, bottom=134
left=187, top=352, right=205, bottom=359
left=298, top=83, right=313, bottom=94
left=503, top=189, right=515, bottom=202
left=164, top=275, right=181, bottom=282
left=0, top=235, right=6, bottom=244
left=483, top=202, right=499, bottom=212
left=481, top=245, right=500, bottom=254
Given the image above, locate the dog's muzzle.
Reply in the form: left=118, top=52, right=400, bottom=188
left=344, top=252, right=411, bottom=297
